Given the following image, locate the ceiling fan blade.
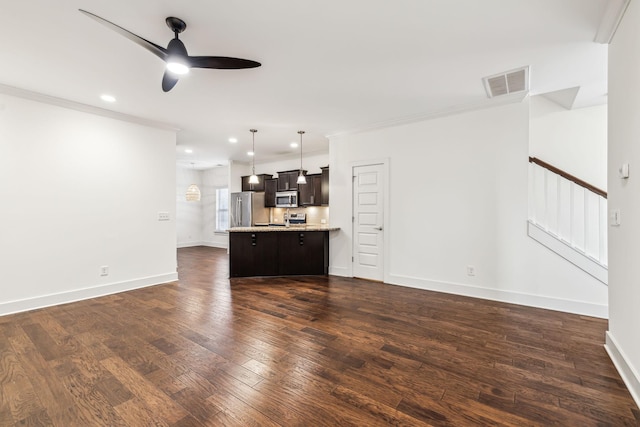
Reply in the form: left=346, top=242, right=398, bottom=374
left=79, top=9, right=168, bottom=61
left=162, top=71, right=180, bottom=92
left=189, top=56, right=261, bottom=70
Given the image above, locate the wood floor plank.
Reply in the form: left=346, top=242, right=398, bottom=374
left=8, top=342, right=78, bottom=426
left=114, top=396, right=172, bottom=427
left=0, top=246, right=636, bottom=426
left=60, top=372, right=128, bottom=427
left=101, top=356, right=188, bottom=424
left=3, top=379, right=44, bottom=424
left=331, top=385, right=434, bottom=427
left=204, top=389, right=282, bottom=427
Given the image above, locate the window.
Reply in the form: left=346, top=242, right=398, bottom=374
left=215, top=188, right=229, bottom=232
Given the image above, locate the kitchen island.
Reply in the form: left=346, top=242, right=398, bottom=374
left=228, top=225, right=339, bottom=278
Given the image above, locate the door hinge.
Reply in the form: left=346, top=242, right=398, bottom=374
left=352, top=256, right=354, bottom=262
left=352, top=216, right=354, bottom=222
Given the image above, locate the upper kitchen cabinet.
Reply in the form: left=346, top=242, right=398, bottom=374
left=321, top=166, right=329, bottom=205
left=264, top=178, right=277, bottom=207
left=276, top=170, right=307, bottom=191
left=299, top=174, right=322, bottom=206
left=241, top=174, right=273, bottom=192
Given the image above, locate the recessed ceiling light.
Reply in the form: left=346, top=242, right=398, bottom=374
left=229, top=137, right=238, bottom=143
left=290, top=142, right=299, bottom=148
left=247, top=151, right=254, bottom=156
left=100, top=94, right=116, bottom=103
left=185, top=149, right=193, bottom=154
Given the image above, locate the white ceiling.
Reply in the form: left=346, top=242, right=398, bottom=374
left=0, top=0, right=612, bottom=168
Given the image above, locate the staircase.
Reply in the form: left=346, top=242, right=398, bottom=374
left=528, top=157, right=608, bottom=284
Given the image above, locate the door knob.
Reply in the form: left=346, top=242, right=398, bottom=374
left=374, top=226, right=383, bottom=231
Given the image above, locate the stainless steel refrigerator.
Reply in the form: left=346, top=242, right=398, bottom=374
left=229, top=192, right=269, bottom=227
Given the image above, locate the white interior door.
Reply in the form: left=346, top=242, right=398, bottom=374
left=353, top=164, right=384, bottom=281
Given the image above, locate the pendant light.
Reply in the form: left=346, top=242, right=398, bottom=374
left=248, top=129, right=259, bottom=184
left=185, top=162, right=201, bottom=202
left=297, top=130, right=306, bottom=184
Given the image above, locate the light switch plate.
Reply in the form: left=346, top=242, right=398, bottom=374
left=158, top=211, right=170, bottom=221
left=610, top=209, right=621, bottom=226
left=619, top=163, right=630, bottom=179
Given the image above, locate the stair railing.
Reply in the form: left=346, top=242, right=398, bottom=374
left=528, top=157, right=608, bottom=268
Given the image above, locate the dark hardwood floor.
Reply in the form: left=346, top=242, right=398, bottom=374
left=1, top=246, right=638, bottom=426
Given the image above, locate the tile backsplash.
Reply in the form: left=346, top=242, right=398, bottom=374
left=270, top=206, right=329, bottom=225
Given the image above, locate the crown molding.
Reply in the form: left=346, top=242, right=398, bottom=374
left=325, top=91, right=528, bottom=139
left=594, top=0, right=631, bottom=44
left=0, top=83, right=180, bottom=132
left=254, top=148, right=329, bottom=165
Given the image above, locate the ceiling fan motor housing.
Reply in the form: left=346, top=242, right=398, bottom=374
left=166, top=17, right=187, bottom=34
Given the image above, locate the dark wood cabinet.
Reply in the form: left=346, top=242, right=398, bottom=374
left=241, top=168, right=328, bottom=205
left=241, top=174, right=273, bottom=192
left=229, top=232, right=279, bottom=277
left=264, top=178, right=277, bottom=207
left=276, top=170, right=306, bottom=191
left=278, top=231, right=328, bottom=275
left=321, top=166, right=329, bottom=205
left=298, top=174, right=322, bottom=206
left=229, top=231, right=329, bottom=277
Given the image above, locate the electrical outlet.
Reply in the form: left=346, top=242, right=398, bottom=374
left=158, top=211, right=170, bottom=221
left=100, top=266, right=109, bottom=276
left=466, top=265, right=476, bottom=276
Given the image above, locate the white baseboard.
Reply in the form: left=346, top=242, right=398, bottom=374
left=0, top=272, right=178, bottom=317
left=386, top=273, right=608, bottom=318
left=202, top=241, right=228, bottom=249
left=178, top=241, right=228, bottom=249
left=177, top=241, right=204, bottom=248
left=605, top=332, right=640, bottom=409
left=329, top=265, right=351, bottom=277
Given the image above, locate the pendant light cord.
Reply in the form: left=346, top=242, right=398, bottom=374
left=250, top=129, right=257, bottom=175
left=298, top=130, right=305, bottom=171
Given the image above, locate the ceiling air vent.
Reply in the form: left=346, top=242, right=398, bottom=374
left=483, top=66, right=529, bottom=98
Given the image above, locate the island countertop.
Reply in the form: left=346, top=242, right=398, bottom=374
left=229, top=225, right=340, bottom=232
left=229, top=226, right=335, bottom=277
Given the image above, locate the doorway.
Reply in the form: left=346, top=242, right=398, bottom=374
left=352, top=163, right=385, bottom=281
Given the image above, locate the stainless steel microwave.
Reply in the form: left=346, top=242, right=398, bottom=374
left=275, top=191, right=298, bottom=208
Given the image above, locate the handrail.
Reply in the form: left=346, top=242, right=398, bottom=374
left=528, top=157, right=607, bottom=199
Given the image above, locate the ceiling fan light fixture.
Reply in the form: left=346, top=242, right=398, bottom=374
left=79, top=9, right=261, bottom=92
left=166, top=61, right=190, bottom=75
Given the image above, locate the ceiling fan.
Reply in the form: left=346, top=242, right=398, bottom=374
left=79, top=9, right=261, bottom=92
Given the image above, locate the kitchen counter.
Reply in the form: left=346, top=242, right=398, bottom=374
left=229, top=225, right=340, bottom=232
left=228, top=227, right=336, bottom=277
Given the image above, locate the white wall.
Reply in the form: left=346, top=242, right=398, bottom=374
left=176, top=166, right=203, bottom=247
left=0, top=93, right=177, bottom=315
left=330, top=101, right=607, bottom=317
left=606, top=0, right=640, bottom=407
left=176, top=165, right=229, bottom=248
left=255, top=152, right=329, bottom=177
left=229, top=160, right=250, bottom=194
left=202, top=166, right=229, bottom=248
left=530, top=95, right=607, bottom=190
